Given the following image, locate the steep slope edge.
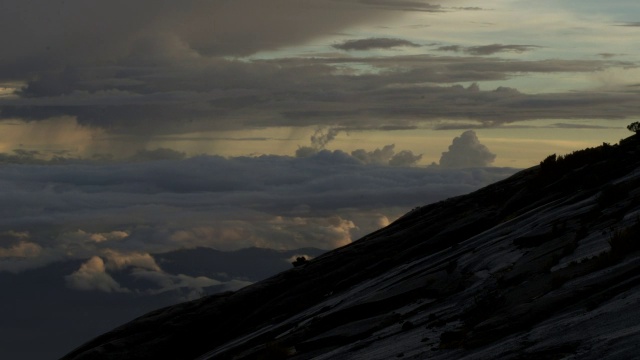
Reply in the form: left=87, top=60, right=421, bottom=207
left=63, top=135, right=640, bottom=360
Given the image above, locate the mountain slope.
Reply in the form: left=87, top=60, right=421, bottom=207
left=63, top=135, right=640, bottom=360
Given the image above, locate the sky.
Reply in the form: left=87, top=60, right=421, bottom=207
left=0, top=0, right=638, bottom=165
left=1, top=0, right=640, bottom=320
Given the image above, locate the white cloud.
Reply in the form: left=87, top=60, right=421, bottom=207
left=268, top=216, right=357, bottom=249
left=439, top=130, right=497, bottom=168
left=102, top=250, right=161, bottom=272
left=63, top=229, right=130, bottom=244
left=134, top=271, right=220, bottom=292
left=130, top=270, right=226, bottom=300
left=0, top=241, right=42, bottom=258
left=65, top=256, right=130, bottom=293
left=0, top=233, right=60, bottom=273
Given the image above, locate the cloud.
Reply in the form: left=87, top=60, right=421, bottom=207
left=356, top=0, right=443, bottom=12
left=438, top=130, right=496, bottom=168
left=0, top=0, right=399, bottom=71
left=295, top=128, right=342, bottom=158
left=0, top=153, right=517, bottom=273
left=130, top=270, right=221, bottom=295
left=616, top=22, right=640, bottom=27
left=60, top=246, right=249, bottom=299
left=550, top=123, right=616, bottom=129
left=128, top=148, right=187, bottom=162
left=351, top=144, right=422, bottom=166
left=63, top=230, right=130, bottom=244
left=0, top=51, right=631, bottom=142
left=267, top=216, right=356, bottom=249
left=65, top=256, right=130, bottom=293
left=437, top=44, right=541, bottom=55
left=0, top=231, right=63, bottom=273
left=0, top=0, right=637, bottom=150
left=167, top=214, right=356, bottom=250
left=389, top=150, right=424, bottom=166
left=333, top=38, right=420, bottom=51
left=436, top=45, right=463, bottom=53
left=0, top=241, right=42, bottom=258
left=351, top=144, right=395, bottom=165
left=294, top=130, right=422, bottom=166
left=102, top=250, right=161, bottom=272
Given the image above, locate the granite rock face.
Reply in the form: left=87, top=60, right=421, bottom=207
left=63, top=136, right=640, bottom=360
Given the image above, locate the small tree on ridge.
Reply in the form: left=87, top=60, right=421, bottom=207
left=628, top=121, right=640, bottom=134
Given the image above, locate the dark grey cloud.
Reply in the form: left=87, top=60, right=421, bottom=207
left=437, top=45, right=463, bottom=52
left=437, top=43, right=541, bottom=55
left=0, top=0, right=399, bottom=75
left=0, top=39, right=632, bottom=139
left=438, top=130, right=496, bottom=168
left=357, top=0, right=444, bottom=12
left=333, top=37, right=420, bottom=51
left=467, top=44, right=541, bottom=55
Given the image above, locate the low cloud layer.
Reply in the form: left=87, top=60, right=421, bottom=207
left=0, top=152, right=517, bottom=275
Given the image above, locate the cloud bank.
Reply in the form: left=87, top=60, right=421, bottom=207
left=0, top=152, right=517, bottom=275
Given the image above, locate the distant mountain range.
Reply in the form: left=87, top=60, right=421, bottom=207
left=64, top=134, right=640, bottom=360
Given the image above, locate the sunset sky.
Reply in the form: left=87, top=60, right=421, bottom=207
left=1, top=0, right=638, bottom=166
left=1, top=0, right=640, bottom=286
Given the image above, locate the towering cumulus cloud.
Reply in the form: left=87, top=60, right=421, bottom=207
left=439, top=130, right=496, bottom=168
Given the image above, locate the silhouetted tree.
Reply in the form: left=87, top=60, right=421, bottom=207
left=292, top=256, right=308, bottom=267
left=627, top=121, right=640, bottom=134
